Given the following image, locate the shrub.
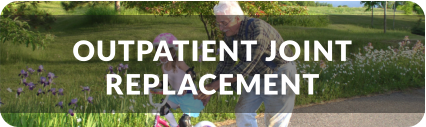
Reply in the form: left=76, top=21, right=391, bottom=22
left=2, top=2, right=56, bottom=31
left=261, top=15, right=330, bottom=27
left=84, top=6, right=118, bottom=24
left=411, top=18, right=425, bottom=36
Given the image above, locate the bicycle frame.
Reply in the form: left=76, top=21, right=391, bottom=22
left=149, top=89, right=171, bottom=127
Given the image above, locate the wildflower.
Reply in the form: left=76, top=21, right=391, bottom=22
left=129, top=105, right=134, bottom=112
left=39, top=77, right=47, bottom=85
left=404, top=36, right=409, bottom=41
left=37, top=65, right=44, bottom=74
left=319, top=60, right=326, bottom=69
left=119, top=96, right=124, bottom=99
left=27, top=67, right=35, bottom=74
left=198, top=45, right=202, bottom=49
left=48, top=88, right=57, bottom=95
left=81, top=86, right=90, bottom=92
left=87, top=97, right=93, bottom=104
left=77, top=118, right=82, bottom=123
left=142, top=104, right=146, bottom=108
left=103, top=110, right=106, bottom=113
left=25, top=82, right=35, bottom=90
left=68, top=109, right=74, bottom=116
left=68, top=98, right=78, bottom=106
left=199, top=55, right=202, bottom=62
left=368, top=42, right=373, bottom=49
left=7, top=88, right=12, bottom=92
left=112, top=110, right=115, bottom=114
left=17, top=88, right=23, bottom=96
left=18, top=70, right=28, bottom=78
left=47, top=72, right=57, bottom=79
left=36, top=88, right=45, bottom=96
left=58, top=88, right=64, bottom=95
left=106, top=65, right=114, bottom=74
left=22, top=79, right=28, bottom=86
left=123, top=64, right=128, bottom=70
left=216, top=48, right=220, bottom=55
left=55, top=101, right=63, bottom=108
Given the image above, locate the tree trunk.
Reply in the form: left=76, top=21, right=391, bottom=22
left=393, top=3, right=396, bottom=30
left=384, top=1, right=387, bottom=33
left=199, top=14, right=211, bottom=40
left=115, top=1, right=121, bottom=14
left=371, top=2, right=374, bottom=28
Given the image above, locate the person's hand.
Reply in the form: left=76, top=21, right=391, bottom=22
left=201, top=95, right=211, bottom=106
left=193, top=84, right=217, bottom=100
left=179, top=90, right=187, bottom=96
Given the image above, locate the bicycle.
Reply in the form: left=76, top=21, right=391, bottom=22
left=149, top=88, right=216, bottom=127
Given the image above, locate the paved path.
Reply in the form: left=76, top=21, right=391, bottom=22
left=218, top=88, right=425, bottom=127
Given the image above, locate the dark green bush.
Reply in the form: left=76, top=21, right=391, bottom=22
left=411, top=18, right=425, bottom=36
left=261, top=15, right=330, bottom=27
left=84, top=6, right=118, bottom=24
left=2, top=2, right=56, bottom=31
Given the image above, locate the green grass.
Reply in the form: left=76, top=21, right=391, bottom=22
left=1, top=2, right=425, bottom=127
left=308, top=6, right=411, bottom=15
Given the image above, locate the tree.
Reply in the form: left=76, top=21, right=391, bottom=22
left=392, top=1, right=404, bottom=30
left=360, top=1, right=382, bottom=28
left=115, top=1, right=120, bottom=14
left=384, top=1, right=387, bottom=33
left=1, top=1, right=55, bottom=50
left=61, top=1, right=121, bottom=12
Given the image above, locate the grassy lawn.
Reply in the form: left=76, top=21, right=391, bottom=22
left=1, top=2, right=424, bottom=127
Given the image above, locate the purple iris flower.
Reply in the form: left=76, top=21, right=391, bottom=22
left=37, top=65, right=44, bottom=73
left=18, top=70, right=28, bottom=78
left=48, top=88, right=56, bottom=95
left=27, top=82, right=36, bottom=90
left=198, top=45, right=202, bottom=49
left=216, top=48, right=220, bottom=55
left=87, top=97, right=93, bottom=104
left=58, top=88, right=64, bottom=95
left=68, top=109, right=74, bottom=116
left=37, top=88, right=45, bottom=96
left=119, top=63, right=124, bottom=68
left=44, top=78, right=55, bottom=87
left=117, top=66, right=122, bottom=74
left=68, top=98, right=78, bottom=106
left=123, top=64, right=128, bottom=70
left=47, top=72, right=57, bottom=79
left=107, top=65, right=114, bottom=73
left=39, top=77, right=47, bottom=84
left=22, top=79, right=28, bottom=86
left=81, top=86, right=90, bottom=92
left=55, top=101, right=63, bottom=108
left=27, top=66, right=35, bottom=74
left=17, top=88, right=23, bottom=96
left=199, top=55, right=202, bottom=62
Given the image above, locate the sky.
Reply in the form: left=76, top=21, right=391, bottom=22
left=319, top=1, right=364, bottom=7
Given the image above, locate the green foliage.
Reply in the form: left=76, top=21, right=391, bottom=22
left=2, top=1, right=56, bottom=31
left=398, top=1, right=415, bottom=14
left=120, top=1, right=298, bottom=41
left=411, top=18, right=425, bottom=36
left=0, top=1, right=55, bottom=50
left=262, top=15, right=329, bottom=27
left=84, top=6, right=118, bottom=24
left=61, top=1, right=115, bottom=12
left=0, top=16, right=54, bottom=50
left=360, top=1, right=383, bottom=11
left=328, top=4, right=333, bottom=7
